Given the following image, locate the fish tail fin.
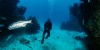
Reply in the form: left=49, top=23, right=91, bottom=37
left=29, top=20, right=32, bottom=23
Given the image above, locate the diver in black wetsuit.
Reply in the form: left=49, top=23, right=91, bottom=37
left=41, top=18, right=52, bottom=44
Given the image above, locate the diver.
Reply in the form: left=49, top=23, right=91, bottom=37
left=41, top=18, right=52, bottom=44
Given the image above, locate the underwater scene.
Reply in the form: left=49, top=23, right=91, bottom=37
left=0, top=0, right=100, bottom=50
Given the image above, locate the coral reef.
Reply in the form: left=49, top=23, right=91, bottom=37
left=61, top=15, right=84, bottom=32
left=61, top=3, right=84, bottom=32
left=0, top=0, right=40, bottom=46
left=79, top=0, right=100, bottom=50
left=26, top=16, right=40, bottom=34
left=71, top=0, right=100, bottom=50
left=61, top=0, right=100, bottom=50
left=20, top=38, right=30, bottom=44
left=0, top=0, right=20, bottom=46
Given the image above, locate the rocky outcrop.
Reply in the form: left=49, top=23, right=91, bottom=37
left=79, top=0, right=100, bottom=50
left=62, top=0, right=100, bottom=50
left=26, top=16, right=40, bottom=34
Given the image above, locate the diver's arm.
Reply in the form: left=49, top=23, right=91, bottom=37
left=50, top=22, right=52, bottom=30
left=44, top=23, right=46, bottom=30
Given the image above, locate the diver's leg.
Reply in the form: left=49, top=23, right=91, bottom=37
left=45, top=30, right=50, bottom=39
left=41, top=30, right=46, bottom=44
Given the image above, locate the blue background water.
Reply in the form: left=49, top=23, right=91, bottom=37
left=18, top=0, right=80, bottom=25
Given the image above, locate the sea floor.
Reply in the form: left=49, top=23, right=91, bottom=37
left=0, top=26, right=87, bottom=50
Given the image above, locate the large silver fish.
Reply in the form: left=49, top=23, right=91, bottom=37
left=8, top=20, right=32, bottom=30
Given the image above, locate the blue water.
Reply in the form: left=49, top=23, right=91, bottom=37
left=18, top=0, right=80, bottom=25
left=0, top=0, right=87, bottom=50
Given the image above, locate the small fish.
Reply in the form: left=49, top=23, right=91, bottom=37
left=0, top=17, right=7, bottom=20
left=8, top=20, right=32, bottom=30
left=0, top=24, right=4, bottom=28
left=82, top=19, right=84, bottom=25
